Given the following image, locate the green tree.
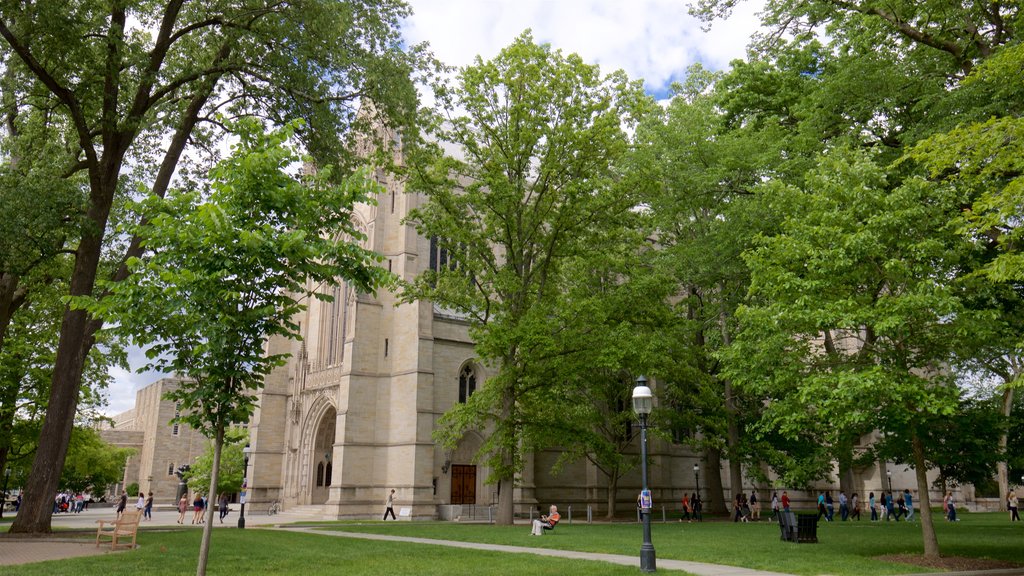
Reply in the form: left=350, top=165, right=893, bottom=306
left=183, top=428, right=247, bottom=498
left=726, top=148, right=985, bottom=557
left=59, top=426, right=135, bottom=494
left=631, top=66, right=793, bottom=512
left=529, top=224, right=678, bottom=519
left=0, top=262, right=123, bottom=484
left=1, top=0, right=422, bottom=534
left=904, top=41, right=1024, bottom=507
left=404, top=31, right=652, bottom=525
left=86, top=119, right=393, bottom=575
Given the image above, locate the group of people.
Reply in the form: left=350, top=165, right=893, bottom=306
left=732, top=491, right=760, bottom=522
left=680, top=492, right=703, bottom=522
left=177, top=492, right=208, bottom=524
left=52, top=492, right=87, bottom=514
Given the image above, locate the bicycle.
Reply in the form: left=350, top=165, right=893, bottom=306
left=267, top=500, right=280, bottom=516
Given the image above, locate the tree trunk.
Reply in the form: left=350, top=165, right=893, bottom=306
left=496, top=476, right=514, bottom=525
left=0, top=272, right=26, bottom=353
left=8, top=183, right=111, bottom=534
left=605, top=472, right=619, bottom=520
left=837, top=439, right=855, bottom=498
left=197, top=425, right=224, bottom=576
left=704, top=447, right=728, bottom=515
left=912, top=432, right=941, bottom=558
left=997, top=387, right=1014, bottom=511
left=719, top=302, right=744, bottom=507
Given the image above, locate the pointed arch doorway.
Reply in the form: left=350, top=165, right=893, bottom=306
left=311, top=407, right=336, bottom=505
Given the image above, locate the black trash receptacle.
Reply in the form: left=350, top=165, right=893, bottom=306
left=796, top=514, right=818, bottom=543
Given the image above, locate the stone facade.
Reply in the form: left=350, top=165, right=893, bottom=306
left=99, top=378, right=207, bottom=506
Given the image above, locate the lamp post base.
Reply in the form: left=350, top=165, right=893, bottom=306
left=237, top=503, right=246, bottom=529
left=640, top=544, right=657, bottom=572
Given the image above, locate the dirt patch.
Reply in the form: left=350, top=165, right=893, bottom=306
left=877, top=554, right=1023, bottom=572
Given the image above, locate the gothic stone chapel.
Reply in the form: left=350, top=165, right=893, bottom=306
left=243, top=146, right=702, bottom=519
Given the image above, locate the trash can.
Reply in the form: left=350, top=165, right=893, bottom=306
left=796, top=514, right=818, bottom=543
left=777, top=510, right=797, bottom=542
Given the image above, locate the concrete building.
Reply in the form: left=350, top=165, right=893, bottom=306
left=99, top=378, right=207, bottom=506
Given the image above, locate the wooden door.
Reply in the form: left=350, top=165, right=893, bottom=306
left=450, top=465, right=476, bottom=505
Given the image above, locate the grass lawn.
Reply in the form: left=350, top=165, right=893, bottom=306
left=0, top=528, right=645, bottom=576
left=324, top=510, right=1023, bottom=576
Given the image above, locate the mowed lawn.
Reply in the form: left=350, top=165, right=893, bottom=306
left=2, top=511, right=1021, bottom=576
left=0, top=528, right=645, bottom=576
left=326, top=510, right=1023, bottom=576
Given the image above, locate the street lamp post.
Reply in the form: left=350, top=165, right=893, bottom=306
left=886, top=470, right=893, bottom=495
left=693, top=463, right=700, bottom=502
left=238, top=445, right=251, bottom=529
left=633, top=376, right=656, bottom=573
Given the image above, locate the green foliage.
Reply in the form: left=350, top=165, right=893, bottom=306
left=59, top=428, right=134, bottom=495
left=183, top=428, right=247, bottom=497
left=87, top=118, right=393, bottom=438
left=405, top=31, right=654, bottom=504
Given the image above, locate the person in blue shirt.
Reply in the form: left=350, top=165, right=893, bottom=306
left=869, top=492, right=877, bottom=521
left=903, top=489, right=914, bottom=521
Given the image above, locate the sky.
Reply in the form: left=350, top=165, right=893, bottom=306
left=101, top=0, right=767, bottom=416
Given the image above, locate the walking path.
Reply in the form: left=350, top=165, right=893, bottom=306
left=289, top=526, right=794, bottom=576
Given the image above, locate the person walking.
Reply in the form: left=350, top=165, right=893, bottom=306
left=781, top=490, right=790, bottom=511
left=817, top=492, right=827, bottom=521
left=903, top=489, right=914, bottom=521
left=219, top=493, right=230, bottom=523
left=885, top=491, right=897, bottom=521
left=116, top=491, right=128, bottom=519
left=144, top=492, right=153, bottom=520
left=946, top=491, right=958, bottom=522
left=692, top=492, right=703, bottom=521
left=383, top=489, right=397, bottom=520
left=750, top=490, right=761, bottom=520
left=869, top=492, right=878, bottom=521
left=839, top=491, right=848, bottom=521
left=1008, top=491, right=1019, bottom=521
left=770, top=491, right=779, bottom=520
left=177, top=494, right=188, bottom=524
left=136, top=492, right=145, bottom=513
left=681, top=493, right=691, bottom=522
left=850, top=493, right=861, bottom=521
left=824, top=491, right=835, bottom=521
left=192, top=492, right=204, bottom=524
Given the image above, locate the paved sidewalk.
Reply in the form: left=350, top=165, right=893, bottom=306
left=290, top=527, right=795, bottom=576
left=0, top=506, right=315, bottom=567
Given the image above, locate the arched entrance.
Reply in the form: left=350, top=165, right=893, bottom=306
left=311, top=407, right=336, bottom=505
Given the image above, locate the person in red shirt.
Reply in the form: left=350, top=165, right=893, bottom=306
left=781, top=490, right=791, bottom=510
left=530, top=505, right=561, bottom=535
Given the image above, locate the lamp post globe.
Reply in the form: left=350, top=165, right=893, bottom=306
left=632, top=376, right=656, bottom=573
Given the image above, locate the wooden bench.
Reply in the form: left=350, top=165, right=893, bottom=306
left=96, top=509, right=141, bottom=550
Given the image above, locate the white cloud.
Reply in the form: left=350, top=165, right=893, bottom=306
left=403, top=0, right=766, bottom=96
left=101, top=346, right=166, bottom=416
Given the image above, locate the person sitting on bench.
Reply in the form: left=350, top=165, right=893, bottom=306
left=531, top=505, right=561, bottom=535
